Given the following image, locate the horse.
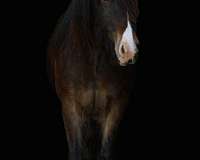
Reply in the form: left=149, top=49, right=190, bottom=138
left=48, top=0, right=139, bottom=159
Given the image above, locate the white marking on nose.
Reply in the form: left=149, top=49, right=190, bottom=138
left=120, top=20, right=138, bottom=56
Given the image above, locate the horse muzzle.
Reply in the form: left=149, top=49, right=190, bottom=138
left=115, top=20, right=139, bottom=66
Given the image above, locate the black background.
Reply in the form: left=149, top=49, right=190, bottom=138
left=3, top=0, right=148, bottom=160
left=2, top=0, right=192, bottom=160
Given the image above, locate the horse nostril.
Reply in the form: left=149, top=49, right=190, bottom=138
left=128, top=59, right=133, bottom=64
left=121, top=45, right=126, bottom=54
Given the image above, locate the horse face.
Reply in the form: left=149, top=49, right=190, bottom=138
left=98, top=0, right=139, bottom=66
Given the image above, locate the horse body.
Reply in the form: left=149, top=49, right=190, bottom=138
left=48, top=0, right=139, bottom=159
left=53, top=44, right=132, bottom=160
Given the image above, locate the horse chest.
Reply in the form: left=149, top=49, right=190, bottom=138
left=77, top=77, right=125, bottom=109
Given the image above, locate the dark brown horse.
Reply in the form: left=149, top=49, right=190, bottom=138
left=48, top=0, right=139, bottom=159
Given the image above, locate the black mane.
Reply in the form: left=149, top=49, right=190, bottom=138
left=49, top=0, right=97, bottom=51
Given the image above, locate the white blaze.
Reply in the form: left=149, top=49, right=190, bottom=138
left=120, top=20, right=137, bottom=55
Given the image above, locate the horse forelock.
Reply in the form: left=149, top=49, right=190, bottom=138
left=118, top=0, right=139, bottom=23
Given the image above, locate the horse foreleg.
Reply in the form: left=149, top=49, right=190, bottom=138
left=100, top=104, right=123, bottom=160
left=62, top=102, right=82, bottom=160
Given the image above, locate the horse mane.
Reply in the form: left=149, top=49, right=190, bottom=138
left=49, top=0, right=97, bottom=52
